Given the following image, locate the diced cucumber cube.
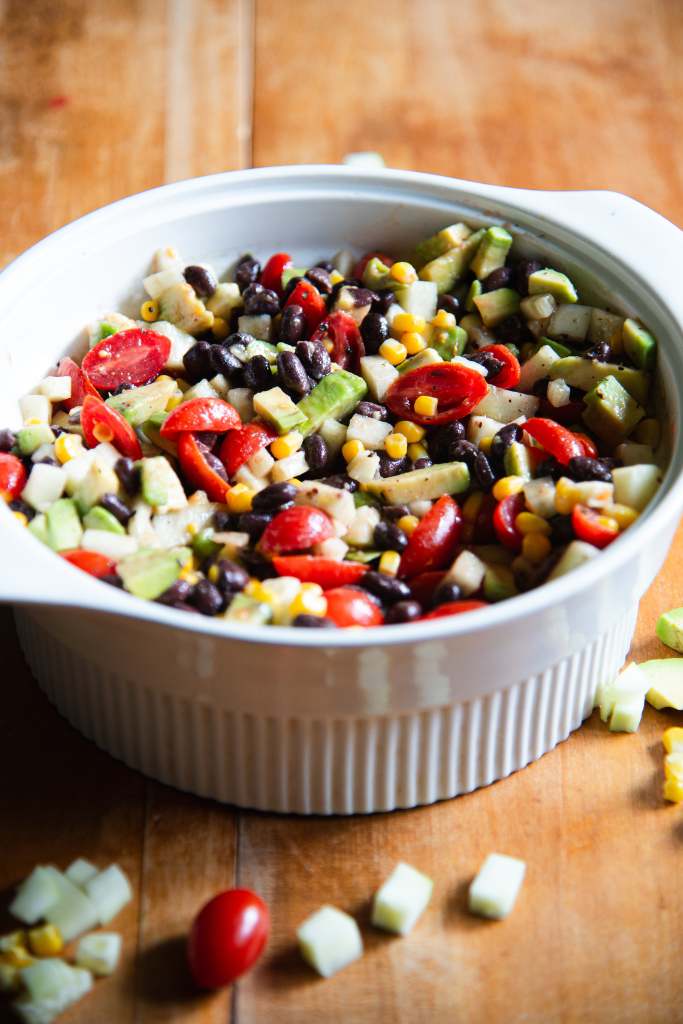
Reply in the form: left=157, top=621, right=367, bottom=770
left=468, top=853, right=526, bottom=920
left=75, top=932, right=122, bottom=976
left=84, top=865, right=133, bottom=926
left=297, top=905, right=363, bottom=978
left=9, top=868, right=60, bottom=926
left=371, top=862, right=433, bottom=935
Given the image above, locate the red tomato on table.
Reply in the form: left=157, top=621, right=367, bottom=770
left=161, top=398, right=241, bottom=438
left=81, top=395, right=142, bottom=459
left=272, top=555, right=367, bottom=588
left=260, top=506, right=334, bottom=556
left=522, top=418, right=585, bottom=466
left=385, top=364, right=488, bottom=426
left=55, top=357, right=99, bottom=410
left=399, top=495, right=463, bottom=579
left=284, top=280, right=327, bottom=334
left=477, top=344, right=521, bottom=389
left=187, top=889, right=270, bottom=989
left=219, top=422, right=277, bottom=478
left=311, top=312, right=365, bottom=373
left=61, top=549, right=116, bottom=577
left=82, top=328, right=171, bottom=390
left=260, top=252, right=292, bottom=296
left=0, top=453, right=27, bottom=501
left=571, top=504, right=618, bottom=548
left=324, top=587, right=384, bottom=627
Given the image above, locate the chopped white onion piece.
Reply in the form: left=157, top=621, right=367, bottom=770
left=85, top=865, right=133, bottom=925
left=38, top=377, right=71, bottom=402
left=20, top=395, right=51, bottom=424
left=80, top=530, right=139, bottom=559
left=75, top=932, right=122, bottom=976
left=64, top=858, right=99, bottom=890
left=43, top=867, right=99, bottom=941
left=9, top=868, right=60, bottom=926
left=297, top=905, right=363, bottom=978
left=468, top=853, right=526, bottom=920
left=371, top=862, right=433, bottom=935
left=21, top=465, right=66, bottom=512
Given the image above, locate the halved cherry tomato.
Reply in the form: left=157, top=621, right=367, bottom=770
left=571, top=504, right=618, bottom=548
left=352, top=251, right=395, bottom=281
left=260, top=506, right=334, bottom=556
left=219, top=421, right=277, bottom=478
left=284, top=279, right=327, bottom=334
left=260, top=252, right=292, bottom=296
left=573, top=432, right=599, bottom=459
left=421, top=600, right=488, bottom=620
left=493, top=492, right=525, bottom=551
left=408, top=570, right=446, bottom=606
left=311, top=312, right=364, bottom=373
left=55, top=356, right=99, bottom=410
left=177, top=432, right=230, bottom=502
left=478, top=344, right=521, bottom=389
left=81, top=395, right=142, bottom=459
left=522, top=417, right=585, bottom=466
left=399, top=495, right=463, bottom=579
left=187, top=888, right=270, bottom=989
left=385, top=364, right=488, bottom=426
left=82, top=327, right=171, bottom=390
left=537, top=396, right=585, bottom=426
left=272, top=555, right=367, bottom=588
left=61, top=549, right=116, bottom=578
left=324, top=587, right=384, bottom=627
left=161, top=398, right=241, bottom=439
left=0, top=453, right=27, bottom=501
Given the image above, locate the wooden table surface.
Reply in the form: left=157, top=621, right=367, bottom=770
left=2, top=1, right=683, bottom=1021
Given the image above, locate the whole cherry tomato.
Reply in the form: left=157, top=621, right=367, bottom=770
left=385, top=364, right=488, bottom=426
left=82, top=327, right=171, bottom=390
left=187, top=889, right=270, bottom=989
left=478, top=344, right=521, bottom=389
left=260, top=506, right=334, bottom=556
left=81, top=395, right=142, bottom=459
left=421, top=600, right=488, bottom=620
left=61, top=549, right=117, bottom=577
left=260, top=252, right=292, bottom=296
left=324, top=587, right=384, bottom=627
left=161, top=398, right=241, bottom=439
left=522, top=417, right=585, bottom=466
left=493, top=492, right=526, bottom=551
left=55, top=356, right=99, bottom=410
left=284, top=279, right=327, bottom=334
left=571, top=504, right=619, bottom=548
left=399, top=495, right=462, bottom=578
left=272, top=555, right=367, bottom=588
left=352, top=251, right=395, bottom=281
left=0, top=453, right=27, bottom=501
left=219, top=421, right=278, bottom=478
left=177, top=432, right=230, bottom=502
left=311, top=312, right=364, bottom=373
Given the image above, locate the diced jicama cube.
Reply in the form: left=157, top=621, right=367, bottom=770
left=611, top=464, right=660, bottom=512
left=75, top=932, right=122, bottom=976
left=346, top=450, right=380, bottom=484
left=85, top=865, right=133, bottom=925
left=21, top=465, right=66, bottom=512
left=344, top=505, right=380, bottom=546
left=297, top=906, right=363, bottom=978
left=547, top=540, right=600, bottom=580
left=271, top=451, right=309, bottom=483
left=38, top=377, right=72, bottom=402
left=80, top=530, right=138, bottom=559
left=64, top=859, right=98, bottom=890
left=15, top=964, right=93, bottom=1023
left=295, top=481, right=356, bottom=526
left=143, top=268, right=184, bottom=299
left=314, top=537, right=349, bottom=561
left=447, top=550, right=486, bottom=596
left=20, top=395, right=51, bottom=424
left=345, top=414, right=393, bottom=450
left=227, top=388, right=254, bottom=422
left=247, top=447, right=275, bottom=478
left=523, top=477, right=556, bottom=519
left=42, top=868, right=99, bottom=942
left=468, top=853, right=526, bottom=920
left=467, top=415, right=505, bottom=447
left=18, top=957, right=92, bottom=1008
left=319, top=418, right=347, bottom=458
left=371, top=862, right=433, bottom=935
left=10, top=868, right=60, bottom=926
left=546, top=378, right=571, bottom=408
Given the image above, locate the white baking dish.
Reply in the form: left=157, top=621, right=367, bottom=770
left=2, top=167, right=682, bottom=814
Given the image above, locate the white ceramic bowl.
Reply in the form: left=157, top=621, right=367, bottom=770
left=2, top=167, right=683, bottom=814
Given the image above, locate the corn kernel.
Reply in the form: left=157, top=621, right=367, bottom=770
left=663, top=727, right=683, bottom=754
left=393, top=312, right=426, bottom=334
left=479, top=436, right=493, bottom=455
left=28, top=925, right=63, bottom=958
left=226, top=483, right=254, bottom=514
left=289, top=583, right=327, bottom=619
left=390, top=261, right=418, bottom=284
left=166, top=393, right=183, bottom=411
left=54, top=433, right=84, bottom=464
left=492, top=476, right=525, bottom=501
left=553, top=477, right=575, bottom=515
left=601, top=503, right=638, bottom=530
left=329, top=270, right=344, bottom=286
left=385, top=433, right=408, bottom=459
left=462, top=492, right=484, bottom=522
left=407, top=442, right=428, bottom=461
left=665, top=753, right=683, bottom=780
left=245, top=579, right=266, bottom=599
left=24, top=417, right=44, bottom=426
left=270, top=431, right=304, bottom=460
left=1, top=947, right=33, bottom=969
left=211, top=316, right=230, bottom=341
left=515, top=511, right=551, bottom=536
left=208, top=564, right=220, bottom=584
left=431, top=309, right=457, bottom=329
left=185, top=522, right=198, bottom=538
left=140, top=299, right=160, bottom=322
left=413, top=394, right=438, bottom=417
left=155, top=375, right=173, bottom=384
left=342, top=439, right=364, bottom=462
left=12, top=511, right=28, bottom=527
left=379, top=550, right=401, bottom=576
left=664, top=777, right=683, bottom=803
left=402, top=331, right=427, bottom=355
left=522, top=532, right=552, bottom=564
left=395, top=420, right=426, bottom=443
left=596, top=515, right=619, bottom=533
left=633, top=417, right=660, bottom=448
left=379, top=339, right=408, bottom=365
left=397, top=514, right=419, bottom=536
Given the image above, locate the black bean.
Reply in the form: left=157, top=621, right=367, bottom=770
left=100, top=573, right=124, bottom=589
left=212, top=510, right=237, bottom=532
left=437, top=293, right=461, bottom=316
left=413, top=457, right=432, bottom=470
left=432, top=581, right=462, bottom=606
left=474, top=451, right=496, bottom=491
left=252, top=482, right=298, bottom=513
left=373, top=521, right=408, bottom=551
left=468, top=351, right=505, bottom=377
left=115, top=457, right=140, bottom=496
left=210, top=345, right=242, bottom=377
left=495, top=314, right=529, bottom=345
left=305, top=266, right=333, bottom=294
left=359, top=571, right=411, bottom=604
left=282, top=275, right=304, bottom=300
left=482, top=266, right=513, bottom=292
left=341, top=286, right=377, bottom=309
left=372, top=290, right=396, bottom=314
left=0, top=429, right=16, bottom=452
left=427, top=422, right=466, bottom=463
left=190, top=578, right=224, bottom=616
left=567, top=456, right=613, bottom=482
left=385, top=600, right=422, bottom=624
left=356, top=401, right=387, bottom=420
left=490, top=422, right=523, bottom=470
left=235, top=255, right=261, bottom=292
left=279, top=305, right=307, bottom=344
left=295, top=340, right=331, bottom=380
left=204, top=452, right=229, bottom=482
left=443, top=439, right=478, bottom=468
left=242, top=282, right=280, bottom=316
left=99, top=493, right=132, bottom=525
left=108, top=382, right=134, bottom=397
left=514, top=553, right=558, bottom=592
left=585, top=342, right=612, bottom=363
left=360, top=311, right=389, bottom=355
left=382, top=504, right=410, bottom=521
left=378, top=453, right=411, bottom=478
left=536, top=457, right=565, bottom=482
left=277, top=351, right=310, bottom=398
left=157, top=579, right=193, bottom=606
left=315, top=260, right=335, bottom=273
left=238, top=511, right=273, bottom=539
left=320, top=474, right=358, bottom=492
left=183, top=340, right=213, bottom=382
left=9, top=498, right=34, bottom=520
left=243, top=354, right=274, bottom=392
left=239, top=549, right=278, bottom=580
left=215, top=559, right=250, bottom=595
left=514, top=258, right=544, bottom=296
left=195, top=432, right=218, bottom=452
left=303, top=434, right=328, bottom=474
left=550, top=515, right=575, bottom=544
left=184, top=264, right=217, bottom=298
left=226, top=331, right=253, bottom=349
left=292, top=614, right=337, bottom=628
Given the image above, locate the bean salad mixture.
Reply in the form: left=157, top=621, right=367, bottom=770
left=0, top=223, right=663, bottom=628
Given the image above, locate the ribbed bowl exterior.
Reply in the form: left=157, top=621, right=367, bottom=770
left=15, top=606, right=636, bottom=814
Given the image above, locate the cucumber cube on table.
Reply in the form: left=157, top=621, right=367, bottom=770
left=75, top=932, right=122, bottom=976
left=371, top=862, right=433, bottom=935
left=9, top=868, right=60, bottom=926
left=297, top=905, right=363, bottom=978
left=468, top=853, right=526, bottom=920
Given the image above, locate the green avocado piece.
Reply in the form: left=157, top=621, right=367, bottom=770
left=473, top=288, right=521, bottom=327
left=656, top=609, right=683, bottom=654
left=192, top=528, right=221, bottom=560
left=582, top=375, right=645, bottom=446
left=254, top=386, right=308, bottom=435
left=353, top=491, right=382, bottom=510
left=622, top=318, right=657, bottom=371
left=396, top=347, right=443, bottom=375
left=82, top=505, right=125, bottom=535
left=414, top=223, right=472, bottom=268
left=465, top=279, right=483, bottom=312
left=431, top=325, right=467, bottom=361
left=528, top=269, right=578, bottom=304
left=503, top=442, right=533, bottom=480
left=483, top=564, right=517, bottom=602
left=245, top=339, right=278, bottom=363
left=393, top=281, right=438, bottom=320
left=106, top=378, right=176, bottom=427
left=28, top=513, right=49, bottom=546
left=535, top=336, right=573, bottom=358
left=470, top=226, right=513, bottom=280
left=549, top=356, right=649, bottom=405
left=17, top=424, right=55, bottom=456
left=418, top=229, right=485, bottom=294
left=640, top=659, right=683, bottom=710
left=361, top=257, right=393, bottom=290
left=141, top=413, right=177, bottom=457
left=296, top=370, right=367, bottom=436
left=345, top=549, right=382, bottom=564
left=46, top=498, right=83, bottom=551
left=365, top=461, right=470, bottom=504
left=141, top=456, right=186, bottom=510
left=118, top=547, right=190, bottom=600
left=281, top=267, right=307, bottom=290
left=224, top=593, right=272, bottom=624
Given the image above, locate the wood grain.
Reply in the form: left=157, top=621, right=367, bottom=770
left=1, top=1, right=683, bottom=1022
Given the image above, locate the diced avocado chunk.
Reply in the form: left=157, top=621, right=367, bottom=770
left=281, top=267, right=307, bottom=289
left=28, top=513, right=49, bottom=545
left=622, top=318, right=656, bottom=371
left=345, top=549, right=381, bottom=564
left=547, top=304, right=592, bottom=343
left=254, top=386, right=308, bottom=435
left=141, top=456, right=187, bottom=511
left=106, top=378, right=176, bottom=427
left=656, top=608, right=683, bottom=654
left=503, top=442, right=532, bottom=479
left=547, top=540, right=600, bottom=580
left=549, top=356, right=649, bottom=405
left=431, top=325, right=467, bottom=361
left=46, top=498, right=83, bottom=551
left=414, top=223, right=472, bottom=268
left=473, top=288, right=520, bottom=327
left=640, top=659, right=683, bottom=710
left=74, top=462, right=119, bottom=515
left=582, top=375, right=645, bottom=445
left=536, top=336, right=573, bottom=358
left=192, top=528, right=221, bottom=560
left=397, top=347, right=443, bottom=375
left=82, top=505, right=125, bottom=535
left=470, top=226, right=513, bottom=280
left=118, top=547, right=189, bottom=600
left=296, top=371, right=367, bottom=436
left=418, top=229, right=485, bottom=293
left=394, top=281, right=438, bottom=320
left=528, top=269, right=578, bottom=304
left=359, top=356, right=398, bottom=402
left=17, top=424, right=55, bottom=456
left=245, top=340, right=278, bottom=363
left=206, top=282, right=242, bottom=318
left=224, top=593, right=272, bottom=624
left=365, top=461, right=470, bottom=504
left=465, top=279, right=483, bottom=312
left=483, top=564, right=517, bottom=602
left=361, top=257, right=393, bottom=290
left=141, top=414, right=177, bottom=457
left=238, top=314, right=272, bottom=341
left=611, top=464, right=660, bottom=511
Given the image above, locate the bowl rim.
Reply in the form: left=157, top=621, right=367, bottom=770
left=2, top=163, right=683, bottom=649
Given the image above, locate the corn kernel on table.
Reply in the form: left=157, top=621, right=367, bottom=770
left=2, top=2, right=683, bottom=1021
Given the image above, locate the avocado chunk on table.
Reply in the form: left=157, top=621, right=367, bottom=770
left=641, top=659, right=683, bottom=710
left=296, top=370, right=367, bottom=436
left=656, top=609, right=683, bottom=654
left=581, top=375, right=645, bottom=446
left=365, top=462, right=470, bottom=504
